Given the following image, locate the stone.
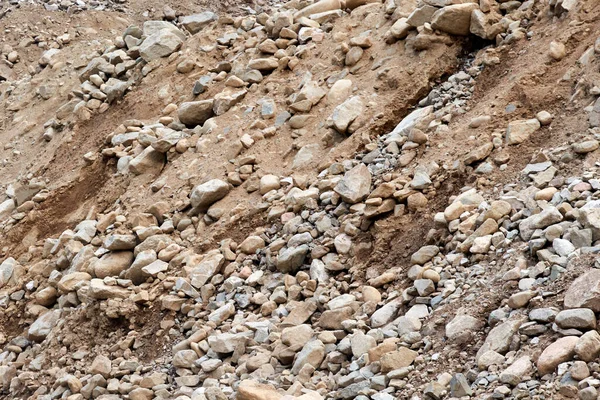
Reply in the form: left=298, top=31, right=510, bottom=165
left=575, top=330, right=600, bottom=362
left=291, top=340, right=326, bottom=374
left=139, top=30, right=184, bottom=62
left=506, top=119, right=541, bottom=145
left=450, top=373, right=472, bottom=397
left=537, top=336, right=579, bottom=375
left=88, top=279, right=130, bottom=299
left=178, top=100, right=215, bottom=127
left=327, top=79, right=353, bottom=105
left=380, top=347, right=418, bottom=372
left=564, top=270, right=600, bottom=312
left=260, top=175, right=281, bottom=194
left=411, top=245, right=439, bottom=265
left=407, top=5, right=437, bottom=27
left=293, top=0, right=342, bottom=19
left=555, top=309, right=596, bottom=330
left=239, top=236, right=265, bottom=254
left=431, top=4, right=479, bottom=36
left=330, top=96, right=363, bottom=133
left=128, top=147, right=165, bottom=175
left=237, top=380, right=282, bottom=400
left=248, top=58, right=279, bottom=72
left=500, top=356, right=532, bottom=386
left=173, top=349, right=199, bottom=368
left=549, top=41, right=566, bottom=60
left=350, top=331, right=377, bottom=358
left=334, top=164, right=372, bottom=204
left=28, top=310, right=60, bottom=342
left=90, top=355, right=111, bottom=378
left=446, top=314, right=483, bottom=341
left=94, top=252, right=134, bottom=279
left=180, top=12, right=217, bottom=34
left=573, top=140, right=599, bottom=154
left=476, top=318, right=523, bottom=361
left=276, top=245, right=309, bottom=273
left=190, top=179, right=230, bottom=210
left=0, top=258, right=15, bottom=289
left=345, top=46, right=363, bottom=66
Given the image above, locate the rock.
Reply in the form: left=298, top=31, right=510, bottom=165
left=104, top=234, right=137, bottom=251
left=506, top=119, right=541, bottom=145
left=334, top=164, right=372, bottom=204
left=90, top=355, right=111, bottom=378
left=94, top=252, right=134, bottom=279
left=537, top=336, right=579, bottom=375
left=139, top=30, right=184, bottom=62
left=380, top=347, right=418, bottom=372
left=575, top=330, right=600, bottom=362
left=28, top=310, right=60, bottom=342
left=293, top=0, right=342, bottom=20
left=213, top=89, right=247, bottom=115
left=239, top=236, right=265, bottom=254
left=276, top=245, right=309, bottom=273
left=178, top=100, right=215, bottom=127
left=536, top=110, right=553, bottom=126
left=549, top=41, right=566, bottom=60
left=291, top=340, right=326, bottom=374
left=260, top=175, right=281, bottom=194
left=190, top=179, right=230, bottom=210
left=173, top=349, right=199, bottom=368
left=411, top=245, right=439, bottom=265
left=180, top=12, right=217, bottom=34
left=500, top=356, right=532, bottom=386
left=88, top=279, right=130, bottom=299
left=476, top=318, right=523, bottom=361
left=555, top=308, right=596, bottom=330
left=350, top=331, right=377, bottom=358
left=464, top=142, right=493, bottom=165
left=345, top=46, right=363, bottom=66
left=407, top=6, right=437, bottom=27
left=564, top=270, right=600, bottom=312
left=431, top=4, right=479, bottom=36
left=0, top=258, right=15, bottom=289
left=330, top=96, right=363, bottom=133
left=327, top=79, right=353, bottom=105
left=282, top=325, right=314, bottom=348
left=371, top=299, right=401, bottom=327
left=237, top=380, right=282, bottom=400
left=450, top=373, right=472, bottom=397
left=248, top=58, right=279, bottom=72
left=446, top=314, right=483, bottom=341
left=128, top=147, right=165, bottom=175
left=573, top=140, right=599, bottom=154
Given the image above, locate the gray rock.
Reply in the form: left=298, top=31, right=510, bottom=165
left=28, top=310, right=60, bottom=342
left=555, top=308, right=596, bottom=330
left=334, top=164, right=372, bottom=204
left=190, top=179, right=230, bottom=210
left=180, top=12, right=217, bottom=34
left=178, top=100, right=215, bottom=127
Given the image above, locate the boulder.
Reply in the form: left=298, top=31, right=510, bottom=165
left=537, top=336, right=579, bottom=375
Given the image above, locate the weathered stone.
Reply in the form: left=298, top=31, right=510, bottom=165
left=178, top=100, right=215, bottom=127
left=564, top=270, right=600, bottom=312
left=180, top=12, right=217, bottom=34
left=334, top=164, right=372, bottom=204
left=190, top=179, right=230, bottom=210
left=380, top=347, right=418, bottom=372
left=537, top=336, right=579, bottom=375
left=506, top=119, right=541, bottom=145
left=431, top=4, right=479, bottom=36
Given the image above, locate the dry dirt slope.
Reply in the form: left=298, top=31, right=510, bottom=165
left=1, top=0, right=600, bottom=399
